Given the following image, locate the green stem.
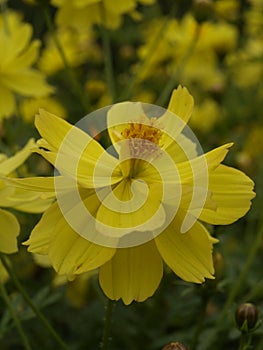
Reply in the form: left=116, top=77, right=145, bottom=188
left=99, top=3, right=116, bottom=103
left=189, top=297, right=207, bottom=350
left=0, top=255, right=69, bottom=350
left=239, top=333, right=252, bottom=350
left=0, top=281, right=32, bottom=350
left=156, top=23, right=201, bottom=107
left=41, top=5, right=90, bottom=112
left=203, top=223, right=263, bottom=350
left=100, top=298, right=115, bottom=350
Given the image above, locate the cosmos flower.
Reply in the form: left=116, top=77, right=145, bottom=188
left=0, top=11, right=53, bottom=119
left=8, top=86, right=255, bottom=304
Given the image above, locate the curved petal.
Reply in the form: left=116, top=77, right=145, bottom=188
left=158, top=85, right=194, bottom=148
left=155, top=210, right=216, bottom=283
left=35, top=110, right=122, bottom=188
left=99, top=240, right=163, bottom=305
left=95, top=179, right=166, bottom=236
left=196, top=165, right=255, bottom=225
left=24, top=201, right=116, bottom=277
left=0, top=138, right=35, bottom=175
left=0, top=209, right=19, bottom=254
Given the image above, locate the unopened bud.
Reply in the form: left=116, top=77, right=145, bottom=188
left=235, top=303, right=259, bottom=332
left=193, top=0, right=214, bottom=23
left=162, top=342, right=188, bottom=350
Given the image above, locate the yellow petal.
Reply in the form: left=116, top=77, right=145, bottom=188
left=1, top=70, right=53, bottom=96
left=24, top=202, right=59, bottom=254
left=196, top=165, right=255, bottom=224
left=157, top=86, right=194, bottom=149
left=0, top=209, right=19, bottom=254
left=155, top=210, right=216, bottom=283
left=99, top=240, right=163, bottom=305
left=0, top=85, right=15, bottom=119
left=0, top=139, right=35, bottom=175
left=167, top=85, right=194, bottom=124
left=35, top=110, right=122, bottom=188
left=95, top=179, right=166, bottom=239
left=47, top=207, right=116, bottom=276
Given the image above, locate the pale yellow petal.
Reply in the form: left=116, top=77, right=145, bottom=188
left=155, top=211, right=215, bottom=283
left=0, top=85, right=15, bottom=119
left=0, top=209, right=19, bottom=254
left=167, top=85, right=194, bottom=124
left=1, top=70, right=53, bottom=96
left=99, top=240, right=163, bottom=305
left=196, top=165, right=255, bottom=224
left=0, top=138, right=35, bottom=175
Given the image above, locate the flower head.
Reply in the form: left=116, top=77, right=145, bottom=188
left=8, top=86, right=255, bottom=304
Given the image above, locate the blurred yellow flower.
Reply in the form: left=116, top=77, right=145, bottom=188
left=51, top=0, right=155, bottom=31
left=20, top=96, right=66, bottom=123
left=38, top=28, right=101, bottom=75
left=0, top=11, right=53, bottom=119
left=8, top=86, right=255, bottom=304
left=190, top=98, right=221, bottom=133
left=0, top=139, right=53, bottom=282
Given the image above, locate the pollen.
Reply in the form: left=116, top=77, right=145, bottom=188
left=121, top=118, right=163, bottom=158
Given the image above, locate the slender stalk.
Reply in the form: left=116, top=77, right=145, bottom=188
left=156, top=23, right=201, bottom=107
left=0, top=255, right=69, bottom=350
left=99, top=3, right=116, bottom=103
left=238, top=333, right=252, bottom=350
left=41, top=5, right=90, bottom=112
left=203, top=222, right=263, bottom=350
left=0, top=281, right=32, bottom=350
left=100, top=298, right=115, bottom=350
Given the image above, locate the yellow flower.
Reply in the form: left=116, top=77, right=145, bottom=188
left=51, top=0, right=155, bottom=30
left=0, top=11, right=53, bottom=119
left=9, top=86, right=255, bottom=304
left=0, top=139, right=53, bottom=282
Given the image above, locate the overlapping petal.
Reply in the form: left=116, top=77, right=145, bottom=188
left=99, top=240, right=163, bottom=304
left=0, top=209, right=19, bottom=254
left=196, top=165, right=255, bottom=224
left=155, top=210, right=217, bottom=283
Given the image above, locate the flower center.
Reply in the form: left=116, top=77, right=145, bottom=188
left=121, top=119, right=163, bottom=158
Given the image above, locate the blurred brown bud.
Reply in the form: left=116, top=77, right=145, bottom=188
left=213, top=252, right=224, bottom=279
left=235, top=303, right=259, bottom=332
left=193, top=0, right=214, bottom=23
left=162, top=342, right=188, bottom=350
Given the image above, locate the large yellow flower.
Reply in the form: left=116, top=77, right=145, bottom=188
left=8, top=86, right=255, bottom=304
left=0, top=11, right=53, bottom=119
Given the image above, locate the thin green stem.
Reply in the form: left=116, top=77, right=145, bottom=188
left=99, top=3, right=116, bottom=103
left=100, top=298, right=115, bottom=350
left=156, top=23, right=201, bottom=107
left=203, top=222, right=263, bottom=350
left=238, top=333, right=252, bottom=350
left=189, top=297, right=207, bottom=350
left=0, top=281, right=32, bottom=350
left=41, top=5, right=90, bottom=112
left=0, top=255, right=69, bottom=350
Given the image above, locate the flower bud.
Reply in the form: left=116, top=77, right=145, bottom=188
left=162, top=342, right=188, bottom=350
left=235, top=303, right=259, bottom=332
